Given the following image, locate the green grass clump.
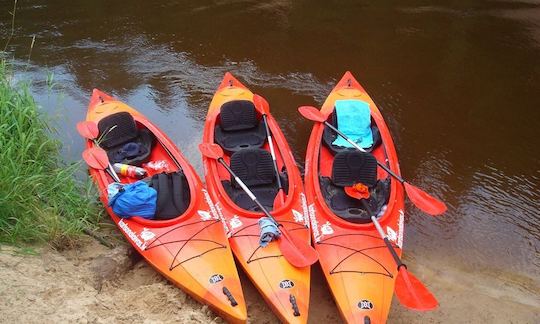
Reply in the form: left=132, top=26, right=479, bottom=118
left=0, top=61, right=101, bottom=246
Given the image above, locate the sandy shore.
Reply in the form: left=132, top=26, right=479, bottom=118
left=1, top=237, right=538, bottom=323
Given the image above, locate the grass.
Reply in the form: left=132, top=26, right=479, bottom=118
left=0, top=61, right=102, bottom=247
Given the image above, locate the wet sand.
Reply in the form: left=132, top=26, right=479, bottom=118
left=1, top=237, right=538, bottom=323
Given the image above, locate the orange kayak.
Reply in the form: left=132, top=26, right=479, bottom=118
left=201, top=73, right=312, bottom=323
left=303, top=72, right=405, bottom=323
left=84, top=89, right=247, bottom=323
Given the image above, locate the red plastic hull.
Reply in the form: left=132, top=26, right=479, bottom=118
left=304, top=72, right=405, bottom=323
left=84, top=89, right=246, bottom=323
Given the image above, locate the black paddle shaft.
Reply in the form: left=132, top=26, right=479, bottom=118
left=217, top=157, right=279, bottom=225
left=262, top=114, right=283, bottom=190
left=361, top=199, right=406, bottom=270
left=324, top=121, right=405, bottom=183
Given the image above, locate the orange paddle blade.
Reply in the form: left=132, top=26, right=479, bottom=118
left=395, top=267, right=438, bottom=311
left=298, top=106, right=327, bottom=123
left=278, top=227, right=318, bottom=268
left=76, top=121, right=99, bottom=140
left=404, top=182, right=447, bottom=216
left=82, top=147, right=109, bottom=170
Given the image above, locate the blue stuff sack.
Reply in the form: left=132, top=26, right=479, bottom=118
left=107, top=181, right=157, bottom=219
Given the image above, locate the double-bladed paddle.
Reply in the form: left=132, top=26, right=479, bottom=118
left=253, top=94, right=286, bottom=206
left=360, top=200, right=438, bottom=311
left=76, top=121, right=121, bottom=182
left=199, top=143, right=318, bottom=268
left=297, top=106, right=447, bottom=216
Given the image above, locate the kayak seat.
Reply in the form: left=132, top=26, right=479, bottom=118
left=319, top=151, right=386, bottom=223
left=221, top=149, right=288, bottom=212
left=319, top=177, right=390, bottom=224
left=322, top=111, right=381, bottom=155
left=98, top=112, right=155, bottom=166
left=214, top=100, right=266, bottom=153
left=150, top=171, right=190, bottom=220
left=332, top=151, right=378, bottom=188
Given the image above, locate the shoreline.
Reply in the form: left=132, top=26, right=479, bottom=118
left=1, top=237, right=538, bottom=323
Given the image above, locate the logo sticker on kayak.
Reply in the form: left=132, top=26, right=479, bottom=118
left=279, top=279, right=295, bottom=289
left=214, top=202, right=230, bottom=236
left=300, top=193, right=310, bottom=227
left=358, top=299, right=374, bottom=310
left=209, top=274, right=224, bottom=284
left=198, top=210, right=212, bottom=221
left=140, top=228, right=155, bottom=241
left=292, top=209, right=304, bottom=223
left=386, top=226, right=397, bottom=243
left=321, top=221, right=334, bottom=235
left=309, top=204, right=321, bottom=242
left=230, top=215, right=242, bottom=229
left=118, top=219, right=146, bottom=250
left=398, top=210, right=404, bottom=248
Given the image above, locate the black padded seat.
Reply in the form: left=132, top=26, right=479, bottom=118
left=332, top=151, right=378, bottom=188
left=318, top=150, right=388, bottom=223
left=322, top=111, right=382, bottom=155
left=97, top=112, right=154, bottom=166
left=150, top=171, right=190, bottom=220
left=221, top=149, right=288, bottom=212
left=214, top=100, right=266, bottom=153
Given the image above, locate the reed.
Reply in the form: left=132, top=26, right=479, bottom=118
left=0, top=61, right=102, bottom=246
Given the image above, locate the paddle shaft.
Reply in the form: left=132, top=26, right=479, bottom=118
left=324, top=121, right=404, bottom=183
left=217, top=157, right=279, bottom=226
left=361, top=200, right=405, bottom=270
left=262, top=115, right=283, bottom=191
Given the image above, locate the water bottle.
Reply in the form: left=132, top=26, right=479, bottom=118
left=113, top=163, right=147, bottom=179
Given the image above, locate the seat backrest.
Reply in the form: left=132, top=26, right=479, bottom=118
left=150, top=172, right=190, bottom=220
left=97, top=112, right=139, bottom=149
left=220, top=100, right=259, bottom=131
left=230, top=149, right=275, bottom=187
left=331, top=151, right=378, bottom=188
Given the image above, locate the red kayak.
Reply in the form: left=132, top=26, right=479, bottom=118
left=83, top=89, right=246, bottom=323
left=303, top=72, right=406, bottom=323
left=201, top=73, right=312, bottom=323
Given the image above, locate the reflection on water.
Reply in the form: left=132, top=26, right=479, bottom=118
left=2, top=0, right=539, bottom=280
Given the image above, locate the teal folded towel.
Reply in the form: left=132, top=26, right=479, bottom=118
left=332, top=99, right=373, bottom=149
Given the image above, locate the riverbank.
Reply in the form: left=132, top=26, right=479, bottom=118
left=0, top=62, right=101, bottom=245
left=1, top=236, right=537, bottom=323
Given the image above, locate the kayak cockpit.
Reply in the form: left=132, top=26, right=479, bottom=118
left=212, top=99, right=289, bottom=212
left=96, top=111, right=192, bottom=221
left=317, top=106, right=391, bottom=224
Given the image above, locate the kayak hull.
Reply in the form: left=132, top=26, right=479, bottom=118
left=85, top=89, right=247, bottom=323
left=202, top=73, right=312, bottom=324
left=304, top=72, right=405, bottom=323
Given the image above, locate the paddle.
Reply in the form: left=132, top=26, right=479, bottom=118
left=82, top=146, right=113, bottom=173
left=77, top=121, right=121, bottom=182
left=253, top=94, right=285, bottom=205
left=298, top=106, right=447, bottom=216
left=360, top=200, right=438, bottom=311
left=199, top=143, right=318, bottom=268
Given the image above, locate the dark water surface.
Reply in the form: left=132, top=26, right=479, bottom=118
left=2, top=0, right=539, bottom=288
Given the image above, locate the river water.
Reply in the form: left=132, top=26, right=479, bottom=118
left=2, top=0, right=539, bottom=304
